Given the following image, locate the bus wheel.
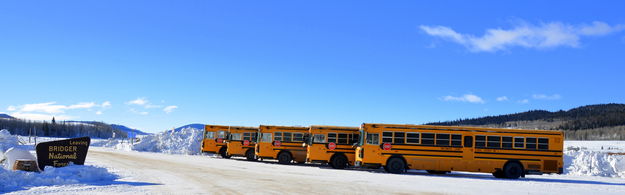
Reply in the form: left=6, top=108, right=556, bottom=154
left=245, top=149, right=256, bottom=161
left=330, top=155, right=348, bottom=169
left=219, top=147, right=231, bottom=159
left=278, top=152, right=292, bottom=164
left=503, top=162, right=523, bottom=179
left=385, top=157, right=406, bottom=174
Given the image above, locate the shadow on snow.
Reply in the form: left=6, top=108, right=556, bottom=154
left=226, top=156, right=625, bottom=186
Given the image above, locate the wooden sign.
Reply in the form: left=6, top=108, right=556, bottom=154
left=35, top=137, right=91, bottom=170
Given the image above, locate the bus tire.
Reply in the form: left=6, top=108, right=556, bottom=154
left=278, top=152, right=292, bottom=164
left=219, top=147, right=231, bottom=159
left=330, top=154, right=348, bottom=169
left=502, top=162, right=523, bottom=179
left=385, top=157, right=406, bottom=174
left=245, top=149, right=256, bottom=161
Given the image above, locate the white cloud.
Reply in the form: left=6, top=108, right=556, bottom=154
left=496, top=96, right=509, bottom=101
left=130, top=108, right=149, bottom=115
left=10, top=112, right=73, bottom=121
left=101, top=101, right=111, bottom=108
left=95, top=111, right=103, bottom=115
left=518, top=99, right=530, bottom=104
left=127, top=98, right=148, bottom=106
left=68, top=102, right=97, bottom=109
left=126, top=97, right=162, bottom=109
left=441, top=94, right=485, bottom=104
left=21, top=102, right=67, bottom=113
left=7, top=101, right=111, bottom=121
left=532, top=94, right=562, bottom=100
left=420, top=21, right=625, bottom=52
left=163, top=105, right=178, bottom=114
left=13, top=101, right=101, bottom=114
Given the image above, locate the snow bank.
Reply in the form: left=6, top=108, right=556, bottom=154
left=0, top=129, right=20, bottom=152
left=95, top=127, right=204, bottom=155
left=91, top=138, right=133, bottom=151
left=132, top=127, right=203, bottom=155
left=564, top=143, right=625, bottom=178
left=0, top=164, right=118, bottom=193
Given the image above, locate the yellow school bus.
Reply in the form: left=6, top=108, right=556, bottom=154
left=201, top=125, right=230, bottom=158
left=355, top=123, right=564, bottom=179
left=226, top=126, right=259, bottom=161
left=305, top=126, right=359, bottom=169
left=255, top=125, right=308, bottom=164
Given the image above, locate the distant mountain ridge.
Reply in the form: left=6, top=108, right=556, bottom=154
left=0, top=114, right=149, bottom=138
left=0, top=113, right=15, bottom=119
left=65, top=121, right=150, bottom=136
left=427, top=103, right=625, bottom=140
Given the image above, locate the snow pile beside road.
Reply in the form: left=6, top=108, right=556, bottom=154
left=0, top=129, right=20, bottom=152
left=91, top=138, right=133, bottom=151
left=564, top=148, right=625, bottom=178
left=0, top=164, right=118, bottom=193
left=132, top=127, right=203, bottom=155
left=0, top=129, right=23, bottom=164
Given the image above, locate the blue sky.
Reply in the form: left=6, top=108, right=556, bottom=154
left=1, top=1, right=624, bottom=133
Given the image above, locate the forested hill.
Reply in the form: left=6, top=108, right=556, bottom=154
left=0, top=115, right=138, bottom=138
left=426, top=103, right=625, bottom=140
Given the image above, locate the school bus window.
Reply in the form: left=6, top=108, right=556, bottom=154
left=538, top=138, right=549, bottom=150
left=243, top=133, right=251, bottom=141
left=502, top=136, right=513, bottom=149
left=218, top=131, right=227, bottom=138
left=282, top=132, right=291, bottom=141
left=421, top=133, right=435, bottom=145
left=436, top=134, right=450, bottom=146
left=513, top=137, right=525, bottom=148
left=366, top=133, right=379, bottom=145
left=328, top=133, right=337, bottom=143
left=451, top=134, right=462, bottom=146
left=350, top=134, right=359, bottom=145
left=338, top=134, right=349, bottom=144
left=293, top=133, right=304, bottom=142
left=526, top=137, right=537, bottom=149
left=464, top=136, right=473, bottom=147
left=274, top=132, right=283, bottom=141
left=393, top=132, right=405, bottom=144
left=231, top=133, right=242, bottom=141
left=205, top=132, right=215, bottom=139
left=406, top=132, right=420, bottom=144
left=475, top=135, right=486, bottom=147
left=382, top=132, right=393, bottom=143
left=487, top=136, right=501, bottom=148
left=261, top=133, right=272, bottom=143
left=313, top=134, right=326, bottom=143
left=252, top=133, right=258, bottom=142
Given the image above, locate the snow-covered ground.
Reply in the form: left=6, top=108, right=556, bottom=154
left=1, top=130, right=144, bottom=194
left=564, top=141, right=625, bottom=178
left=3, top=128, right=625, bottom=194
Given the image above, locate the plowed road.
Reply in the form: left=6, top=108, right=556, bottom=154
left=86, top=147, right=625, bottom=195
